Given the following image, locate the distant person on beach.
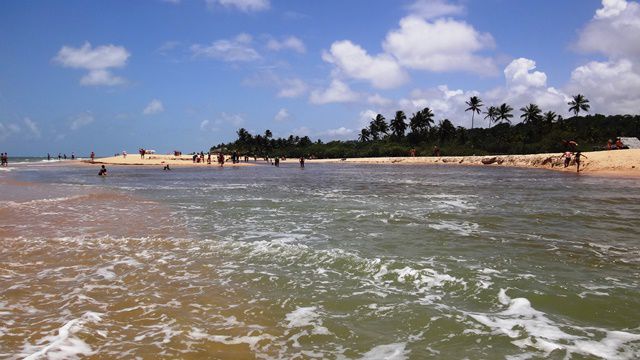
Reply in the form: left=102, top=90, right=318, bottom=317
left=299, top=156, right=305, bottom=168
left=218, top=153, right=224, bottom=167
left=122, top=151, right=127, bottom=158
left=615, top=138, right=625, bottom=150
left=1, top=153, right=6, bottom=167
left=575, top=152, right=588, bottom=173
left=432, top=146, right=441, bottom=157
left=607, top=139, right=613, bottom=150
left=47, top=153, right=51, bottom=161
left=561, top=151, right=572, bottom=168
left=63, top=154, right=67, bottom=159
left=98, top=165, right=107, bottom=176
left=275, top=157, right=280, bottom=167
left=90, top=152, right=95, bottom=163
left=71, top=153, right=75, bottom=160
left=163, top=164, right=171, bottom=170
left=58, top=153, right=61, bottom=160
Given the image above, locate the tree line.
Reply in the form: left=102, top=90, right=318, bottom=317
left=212, top=94, right=640, bottom=158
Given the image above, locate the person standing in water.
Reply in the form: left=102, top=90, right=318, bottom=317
left=47, top=153, right=51, bottom=161
left=90, top=151, right=95, bottom=163
left=299, top=156, right=305, bottom=168
left=575, top=152, right=588, bottom=173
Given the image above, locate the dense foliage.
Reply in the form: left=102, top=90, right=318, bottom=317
left=212, top=96, right=640, bottom=158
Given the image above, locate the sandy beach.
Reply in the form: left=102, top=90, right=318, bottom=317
left=87, top=149, right=640, bottom=177
left=307, top=149, right=640, bottom=176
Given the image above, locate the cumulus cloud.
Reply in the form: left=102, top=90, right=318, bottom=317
left=206, top=0, right=269, bottom=12
left=143, top=99, right=164, bottom=115
left=277, top=78, right=308, bottom=98
left=322, top=127, right=354, bottom=138
left=577, top=0, right=640, bottom=58
left=274, top=108, right=291, bottom=122
left=266, top=36, right=306, bottom=53
left=309, top=79, right=360, bottom=104
left=383, top=16, right=497, bottom=74
left=243, top=70, right=308, bottom=98
left=503, top=58, right=548, bottom=94
left=322, top=40, right=408, bottom=89
left=367, top=94, right=393, bottom=106
left=70, top=112, right=94, bottom=130
left=568, top=59, right=640, bottom=114
left=191, top=34, right=260, bottom=62
left=53, top=42, right=130, bottom=86
left=407, top=0, right=465, bottom=19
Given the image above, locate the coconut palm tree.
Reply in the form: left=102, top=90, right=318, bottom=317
left=264, top=129, right=273, bottom=139
left=368, top=114, right=388, bottom=140
left=358, top=128, right=371, bottom=142
left=496, top=103, right=513, bottom=125
left=484, top=106, right=498, bottom=127
left=390, top=111, right=407, bottom=138
left=409, top=107, right=434, bottom=136
left=542, top=111, right=557, bottom=125
left=568, top=94, right=590, bottom=116
left=520, top=104, right=542, bottom=125
left=465, top=96, right=483, bottom=129
left=421, top=107, right=435, bottom=129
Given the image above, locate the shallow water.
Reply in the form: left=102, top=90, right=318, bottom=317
left=1, top=162, right=639, bottom=359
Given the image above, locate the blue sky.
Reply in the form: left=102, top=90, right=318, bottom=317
left=1, top=0, right=639, bottom=156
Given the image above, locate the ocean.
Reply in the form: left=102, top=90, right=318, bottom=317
left=1, top=161, right=639, bottom=359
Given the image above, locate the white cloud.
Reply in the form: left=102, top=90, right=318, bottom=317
left=568, top=59, right=640, bottom=114
left=200, top=120, right=210, bottom=129
left=407, top=0, right=465, bottom=19
left=53, top=42, right=130, bottom=86
left=322, top=40, right=408, bottom=89
left=274, top=108, right=291, bottom=122
left=577, top=0, right=640, bottom=58
left=323, top=127, right=354, bottom=138
left=309, top=79, right=360, bottom=104
left=215, top=112, right=245, bottom=126
left=0, top=122, right=20, bottom=140
left=367, top=94, right=393, bottom=106
left=143, top=99, right=165, bottom=115
left=383, top=16, right=497, bottom=74
left=358, top=109, right=379, bottom=128
left=277, top=78, right=308, bottom=98
left=266, top=36, right=306, bottom=53
left=503, top=58, right=547, bottom=94
left=70, top=112, right=94, bottom=130
left=23, top=117, right=41, bottom=138
left=207, top=0, right=269, bottom=12
left=191, top=34, right=260, bottom=62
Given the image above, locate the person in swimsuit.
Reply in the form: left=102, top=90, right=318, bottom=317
left=98, top=165, right=107, bottom=176
left=561, top=151, right=572, bottom=168
left=575, top=152, right=588, bottom=173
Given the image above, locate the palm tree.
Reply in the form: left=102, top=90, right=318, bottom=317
left=496, top=103, right=513, bottom=125
left=465, top=96, right=483, bottom=129
left=373, top=114, right=389, bottom=136
left=358, top=128, right=371, bottom=142
left=409, top=107, right=434, bottom=136
left=390, top=111, right=407, bottom=138
left=264, top=129, right=273, bottom=139
left=520, top=104, right=542, bottom=125
left=568, top=94, right=590, bottom=116
left=484, top=106, right=498, bottom=127
left=542, top=111, right=557, bottom=125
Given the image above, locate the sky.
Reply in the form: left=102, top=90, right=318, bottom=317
left=1, top=0, right=639, bottom=156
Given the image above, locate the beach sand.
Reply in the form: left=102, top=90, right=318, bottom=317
left=307, top=149, right=640, bottom=177
left=88, top=154, right=255, bottom=167
left=87, top=150, right=640, bottom=177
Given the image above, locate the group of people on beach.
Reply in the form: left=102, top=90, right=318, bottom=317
left=46, top=153, right=76, bottom=161
left=0, top=152, right=8, bottom=166
left=606, top=138, right=627, bottom=150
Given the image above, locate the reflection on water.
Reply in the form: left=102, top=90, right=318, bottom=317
left=1, top=163, right=640, bottom=359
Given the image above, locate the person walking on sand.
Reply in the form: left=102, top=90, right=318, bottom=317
left=575, top=151, right=588, bottom=173
left=560, top=151, right=572, bottom=168
left=90, top=151, right=95, bottom=163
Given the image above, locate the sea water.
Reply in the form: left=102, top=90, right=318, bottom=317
left=1, top=161, right=639, bottom=359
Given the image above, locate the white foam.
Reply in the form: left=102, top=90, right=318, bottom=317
left=428, top=220, right=479, bottom=237
left=468, top=289, right=640, bottom=358
left=358, top=343, right=408, bottom=360
left=21, top=311, right=102, bottom=360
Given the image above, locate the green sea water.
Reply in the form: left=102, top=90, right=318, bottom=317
left=1, top=162, right=639, bottom=359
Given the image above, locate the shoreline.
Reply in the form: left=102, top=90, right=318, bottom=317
left=80, top=150, right=640, bottom=177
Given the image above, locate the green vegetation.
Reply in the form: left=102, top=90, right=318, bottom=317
left=212, top=95, right=640, bottom=158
